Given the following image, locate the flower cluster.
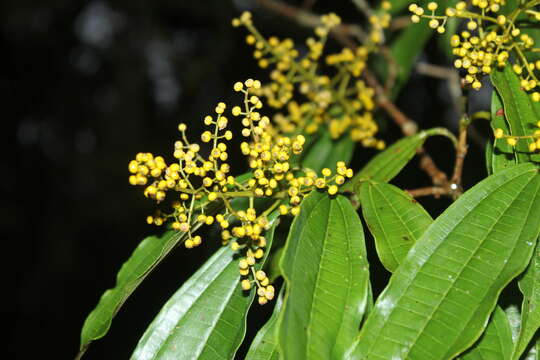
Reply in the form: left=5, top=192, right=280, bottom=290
left=232, top=11, right=386, bottom=149
left=128, top=79, right=354, bottom=304
left=494, top=121, right=540, bottom=151
left=410, top=1, right=540, bottom=99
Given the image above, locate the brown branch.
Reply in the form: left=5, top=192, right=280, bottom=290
left=450, top=118, right=470, bottom=188
left=254, top=0, right=367, bottom=44
left=253, top=0, right=472, bottom=199
left=406, top=186, right=448, bottom=198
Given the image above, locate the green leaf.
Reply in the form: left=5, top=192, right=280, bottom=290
left=267, top=246, right=284, bottom=282
left=389, top=23, right=433, bottom=97
left=302, top=132, right=355, bottom=173
left=245, top=288, right=285, bottom=360
left=515, top=242, right=540, bottom=359
left=490, top=90, right=517, bottom=174
left=486, top=139, right=494, bottom=176
left=360, top=181, right=433, bottom=272
left=345, top=128, right=450, bottom=195
left=525, top=339, right=540, bottom=360
left=277, top=191, right=369, bottom=360
left=461, top=306, right=514, bottom=360
left=130, top=213, right=280, bottom=360
left=491, top=65, right=540, bottom=163
left=78, top=230, right=190, bottom=355
left=348, top=163, right=540, bottom=360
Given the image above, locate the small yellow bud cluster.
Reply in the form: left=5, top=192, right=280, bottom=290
left=493, top=121, right=540, bottom=151
left=241, top=268, right=274, bottom=305
left=368, top=3, right=392, bottom=44
left=128, top=79, right=354, bottom=303
left=410, top=1, right=540, bottom=98
left=232, top=11, right=385, bottom=149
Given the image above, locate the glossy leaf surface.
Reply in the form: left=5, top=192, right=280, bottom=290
left=130, top=214, right=279, bottom=360
left=79, top=230, right=190, bottom=355
left=245, top=288, right=285, bottom=360
left=360, top=181, right=433, bottom=272
left=491, top=65, right=540, bottom=163
left=348, top=163, right=540, bottom=360
left=489, top=90, right=516, bottom=174
left=461, top=306, right=514, bottom=360
left=278, top=191, right=369, bottom=360
left=346, top=132, right=426, bottom=192
left=515, top=243, right=540, bottom=359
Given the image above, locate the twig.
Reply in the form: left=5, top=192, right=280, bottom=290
left=406, top=186, right=448, bottom=198
left=450, top=117, right=470, bottom=188
left=253, top=0, right=471, bottom=199
left=254, top=0, right=368, bottom=44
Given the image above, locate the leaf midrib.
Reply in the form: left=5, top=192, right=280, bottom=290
left=361, top=169, right=536, bottom=359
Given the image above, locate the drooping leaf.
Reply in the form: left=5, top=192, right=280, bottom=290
left=489, top=90, right=517, bottom=174
left=245, top=287, right=285, bottom=360
left=348, top=163, right=540, bottom=360
left=461, top=306, right=514, bottom=360
left=491, top=65, right=540, bottom=163
left=525, top=339, right=540, bottom=360
left=515, top=242, right=540, bottom=359
left=77, top=174, right=259, bottom=356
left=278, top=191, right=369, bottom=360
left=302, top=132, right=355, bottom=173
left=345, top=128, right=450, bottom=194
left=360, top=181, right=433, bottom=272
left=389, top=23, right=433, bottom=97
left=267, top=246, right=284, bottom=282
left=130, top=212, right=280, bottom=360
left=78, top=230, right=190, bottom=355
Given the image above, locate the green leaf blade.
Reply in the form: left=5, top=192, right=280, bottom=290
left=278, top=191, right=369, bottom=360
left=462, top=306, right=514, bottom=360
left=491, top=65, right=540, bottom=163
left=360, top=181, right=433, bottom=272
left=245, top=288, right=285, bottom=360
left=79, top=230, right=189, bottom=354
left=349, top=163, right=540, bottom=360
left=515, top=243, right=540, bottom=359
left=130, top=214, right=279, bottom=360
left=490, top=90, right=517, bottom=174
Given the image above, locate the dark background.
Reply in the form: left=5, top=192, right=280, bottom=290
left=4, top=1, right=489, bottom=359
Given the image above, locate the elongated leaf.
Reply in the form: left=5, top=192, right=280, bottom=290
left=389, top=23, right=433, bottom=97
left=346, top=132, right=425, bottom=189
left=245, top=288, right=285, bottom=360
left=278, top=191, right=369, bottom=360
left=490, top=90, right=517, bottom=174
left=491, top=65, right=540, bottom=163
left=348, top=163, right=540, bottom=360
left=345, top=128, right=450, bottom=194
left=360, top=181, right=433, bottom=272
left=130, top=212, right=280, bottom=360
left=462, top=306, right=514, bottom=360
left=78, top=230, right=189, bottom=355
left=78, top=175, right=256, bottom=356
left=525, top=339, right=540, bottom=360
left=515, top=243, right=540, bottom=359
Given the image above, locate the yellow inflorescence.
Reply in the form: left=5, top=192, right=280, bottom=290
left=494, top=121, right=540, bottom=151
left=231, top=11, right=386, bottom=150
left=128, top=79, right=353, bottom=304
left=410, top=1, right=540, bottom=99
